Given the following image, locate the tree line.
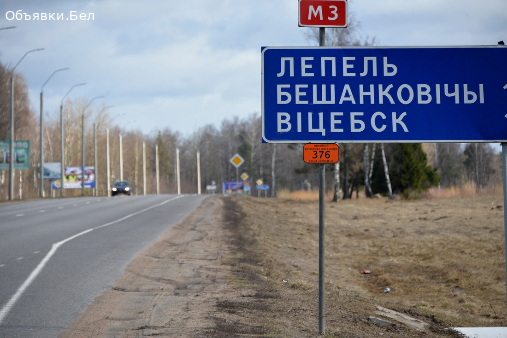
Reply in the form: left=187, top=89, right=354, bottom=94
left=0, top=61, right=501, bottom=201
left=0, top=18, right=502, bottom=200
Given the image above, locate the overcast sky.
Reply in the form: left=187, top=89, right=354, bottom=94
left=0, top=0, right=506, bottom=137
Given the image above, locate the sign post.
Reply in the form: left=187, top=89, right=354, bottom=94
left=503, top=144, right=507, bottom=303
left=317, top=26, right=326, bottom=335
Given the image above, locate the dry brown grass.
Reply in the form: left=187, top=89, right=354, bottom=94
left=277, top=188, right=336, bottom=201
left=428, top=182, right=503, bottom=199
left=277, top=189, right=320, bottom=201
left=226, top=194, right=507, bottom=337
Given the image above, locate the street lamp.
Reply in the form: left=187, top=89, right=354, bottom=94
left=60, top=83, right=86, bottom=197
left=82, top=96, right=105, bottom=196
left=119, top=120, right=135, bottom=181
left=106, top=113, right=125, bottom=196
left=94, top=105, right=114, bottom=196
left=9, top=48, right=44, bottom=201
left=40, top=67, right=69, bottom=198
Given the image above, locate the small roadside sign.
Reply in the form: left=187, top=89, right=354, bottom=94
left=257, top=184, right=270, bottom=190
left=241, top=173, right=249, bottom=181
left=206, top=185, right=217, bottom=192
left=256, top=179, right=263, bottom=185
left=298, top=0, right=348, bottom=28
left=303, top=144, right=339, bottom=163
left=230, top=153, right=244, bottom=168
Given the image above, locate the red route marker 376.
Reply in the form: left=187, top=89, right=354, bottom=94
left=303, top=144, right=339, bottom=164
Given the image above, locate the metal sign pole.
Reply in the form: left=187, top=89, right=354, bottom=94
left=318, top=26, right=326, bottom=335
left=502, top=143, right=507, bottom=301
left=319, top=162, right=325, bottom=333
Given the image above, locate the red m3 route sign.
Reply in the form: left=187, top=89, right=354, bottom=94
left=298, top=0, right=348, bottom=27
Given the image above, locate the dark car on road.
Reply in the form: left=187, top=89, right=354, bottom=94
left=111, top=180, right=131, bottom=196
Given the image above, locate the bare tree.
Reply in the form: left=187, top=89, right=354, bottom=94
left=363, top=144, right=373, bottom=197
left=332, top=146, right=340, bottom=201
left=381, top=143, right=393, bottom=199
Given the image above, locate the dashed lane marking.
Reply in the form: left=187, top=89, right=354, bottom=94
left=0, top=195, right=185, bottom=325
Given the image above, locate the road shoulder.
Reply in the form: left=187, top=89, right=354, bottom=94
left=60, top=196, right=232, bottom=337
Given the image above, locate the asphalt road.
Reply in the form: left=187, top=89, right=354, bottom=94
left=0, top=194, right=208, bottom=338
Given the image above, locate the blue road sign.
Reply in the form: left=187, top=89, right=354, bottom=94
left=257, top=184, right=270, bottom=190
left=262, top=46, right=507, bottom=143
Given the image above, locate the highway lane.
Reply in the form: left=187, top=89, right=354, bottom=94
left=0, top=194, right=208, bottom=338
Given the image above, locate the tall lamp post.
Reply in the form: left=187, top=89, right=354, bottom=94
left=106, top=113, right=125, bottom=196
left=9, top=48, right=44, bottom=201
left=119, top=120, right=135, bottom=182
left=60, top=83, right=86, bottom=197
left=81, top=96, right=105, bottom=196
left=93, top=105, right=114, bottom=196
left=40, top=67, right=69, bottom=198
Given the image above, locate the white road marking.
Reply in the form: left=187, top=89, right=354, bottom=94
left=16, top=214, right=23, bottom=217
left=33, top=251, right=40, bottom=254
left=0, top=195, right=184, bottom=325
left=15, top=257, right=23, bottom=261
left=39, top=210, right=45, bottom=213
left=0, top=265, right=5, bottom=268
left=57, top=206, right=63, bottom=209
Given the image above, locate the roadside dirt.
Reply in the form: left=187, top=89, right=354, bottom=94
left=61, top=194, right=507, bottom=337
left=60, top=197, right=234, bottom=337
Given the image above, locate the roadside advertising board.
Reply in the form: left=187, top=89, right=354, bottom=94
left=0, top=140, right=29, bottom=170
left=52, top=166, right=95, bottom=189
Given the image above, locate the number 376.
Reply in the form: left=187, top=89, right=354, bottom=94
left=312, top=150, right=331, bottom=159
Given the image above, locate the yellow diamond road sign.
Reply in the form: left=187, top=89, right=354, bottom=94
left=256, top=179, right=263, bottom=185
left=230, top=153, right=244, bottom=168
left=241, top=173, right=248, bottom=180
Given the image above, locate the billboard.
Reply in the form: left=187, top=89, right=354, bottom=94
left=0, top=140, right=30, bottom=170
left=38, top=162, right=62, bottom=180
left=222, top=181, right=250, bottom=195
left=52, top=166, right=95, bottom=189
